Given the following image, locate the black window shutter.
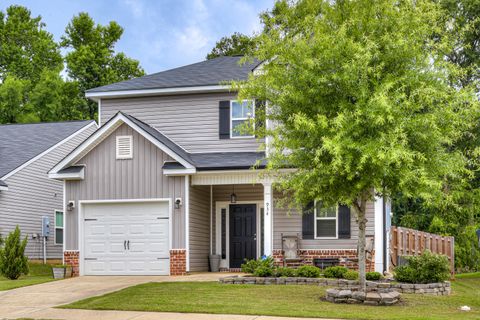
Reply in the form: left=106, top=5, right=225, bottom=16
left=338, top=205, right=351, bottom=239
left=219, top=100, right=230, bottom=139
left=255, top=100, right=266, bottom=136
left=302, top=201, right=315, bottom=239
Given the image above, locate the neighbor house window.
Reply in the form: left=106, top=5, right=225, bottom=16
left=55, top=210, right=64, bottom=245
left=314, top=201, right=337, bottom=239
left=231, top=100, right=254, bottom=138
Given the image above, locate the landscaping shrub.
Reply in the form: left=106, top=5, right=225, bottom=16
left=366, top=271, right=383, bottom=281
left=323, top=266, right=348, bottom=278
left=296, top=265, right=321, bottom=278
left=241, top=256, right=274, bottom=274
left=0, top=226, right=29, bottom=280
left=394, top=250, right=450, bottom=284
left=275, top=267, right=296, bottom=277
left=344, top=270, right=359, bottom=280
left=253, top=265, right=275, bottom=277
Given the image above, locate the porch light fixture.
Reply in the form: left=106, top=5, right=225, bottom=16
left=230, top=185, right=237, bottom=204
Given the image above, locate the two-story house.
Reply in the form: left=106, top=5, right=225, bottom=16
left=48, top=56, right=390, bottom=276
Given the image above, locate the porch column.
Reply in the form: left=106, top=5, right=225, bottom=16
left=263, top=182, right=273, bottom=256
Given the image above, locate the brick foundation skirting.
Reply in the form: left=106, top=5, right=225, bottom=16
left=273, top=249, right=375, bottom=272
left=170, top=249, right=187, bottom=276
left=64, top=251, right=79, bottom=277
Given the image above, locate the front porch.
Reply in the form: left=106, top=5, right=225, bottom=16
left=187, top=171, right=380, bottom=273
left=189, top=181, right=272, bottom=272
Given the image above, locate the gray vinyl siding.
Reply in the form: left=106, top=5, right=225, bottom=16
left=273, top=197, right=375, bottom=250
left=65, top=123, right=186, bottom=251
left=209, top=184, right=375, bottom=251
left=100, top=93, right=264, bottom=153
left=189, top=185, right=211, bottom=271
left=0, top=123, right=96, bottom=259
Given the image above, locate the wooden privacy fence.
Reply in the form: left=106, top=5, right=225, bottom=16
left=390, top=226, right=455, bottom=273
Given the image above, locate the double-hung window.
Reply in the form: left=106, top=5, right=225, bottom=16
left=55, top=210, right=64, bottom=245
left=231, top=100, right=254, bottom=138
left=314, top=201, right=338, bottom=239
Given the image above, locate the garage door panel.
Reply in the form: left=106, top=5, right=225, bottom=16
left=83, top=201, right=170, bottom=276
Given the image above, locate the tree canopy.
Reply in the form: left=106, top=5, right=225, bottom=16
left=61, top=12, right=145, bottom=119
left=0, top=6, right=145, bottom=124
left=238, top=0, right=479, bottom=288
left=207, top=32, right=254, bottom=59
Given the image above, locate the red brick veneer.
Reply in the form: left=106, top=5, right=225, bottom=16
left=170, top=249, right=187, bottom=276
left=272, top=249, right=375, bottom=272
left=64, top=251, right=79, bottom=277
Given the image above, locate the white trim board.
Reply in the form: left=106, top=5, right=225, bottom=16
left=85, top=85, right=231, bottom=101
left=49, top=113, right=195, bottom=176
left=77, top=198, right=172, bottom=276
left=1, top=121, right=97, bottom=181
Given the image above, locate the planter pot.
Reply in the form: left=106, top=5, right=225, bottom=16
left=64, top=266, right=73, bottom=278
left=209, top=254, right=221, bottom=272
left=52, top=267, right=66, bottom=279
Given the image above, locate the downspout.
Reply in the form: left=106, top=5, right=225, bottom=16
left=210, top=185, right=213, bottom=255
left=383, top=196, right=387, bottom=273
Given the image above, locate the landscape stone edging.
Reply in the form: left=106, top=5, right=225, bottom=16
left=326, top=288, right=401, bottom=305
left=219, top=276, right=451, bottom=295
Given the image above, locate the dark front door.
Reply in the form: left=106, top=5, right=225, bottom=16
left=229, top=204, right=257, bottom=268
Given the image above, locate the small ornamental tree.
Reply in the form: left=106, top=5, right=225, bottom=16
left=0, top=226, right=29, bottom=280
left=237, top=0, right=479, bottom=291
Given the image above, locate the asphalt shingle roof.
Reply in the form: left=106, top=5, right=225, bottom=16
left=191, top=152, right=266, bottom=170
left=0, top=120, right=95, bottom=178
left=86, top=56, right=262, bottom=93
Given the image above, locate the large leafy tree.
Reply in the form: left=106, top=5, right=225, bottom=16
left=0, top=5, right=64, bottom=123
left=61, top=13, right=145, bottom=119
left=238, top=0, right=479, bottom=290
left=0, top=5, right=62, bottom=83
left=392, top=0, right=480, bottom=271
left=207, top=32, right=254, bottom=59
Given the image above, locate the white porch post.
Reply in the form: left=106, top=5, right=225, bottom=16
left=263, top=183, right=273, bottom=256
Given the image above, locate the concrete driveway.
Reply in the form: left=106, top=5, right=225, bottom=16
left=0, top=273, right=232, bottom=319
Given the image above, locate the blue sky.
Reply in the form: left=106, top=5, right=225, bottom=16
left=1, top=0, right=272, bottom=74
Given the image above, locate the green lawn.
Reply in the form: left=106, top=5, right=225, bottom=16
left=0, top=263, right=54, bottom=291
left=61, top=274, right=480, bottom=320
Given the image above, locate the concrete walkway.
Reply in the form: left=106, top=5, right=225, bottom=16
left=0, top=273, right=335, bottom=320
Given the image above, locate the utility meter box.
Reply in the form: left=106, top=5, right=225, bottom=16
left=41, top=216, right=50, bottom=237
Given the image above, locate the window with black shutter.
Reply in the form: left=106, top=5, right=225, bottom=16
left=219, top=101, right=230, bottom=139
left=302, top=201, right=351, bottom=239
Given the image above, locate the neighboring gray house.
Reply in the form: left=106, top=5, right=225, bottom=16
left=49, top=56, right=390, bottom=276
left=0, top=120, right=97, bottom=260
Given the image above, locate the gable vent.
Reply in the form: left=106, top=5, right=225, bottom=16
left=116, top=135, right=133, bottom=159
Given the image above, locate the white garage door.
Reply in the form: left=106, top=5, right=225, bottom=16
left=82, top=201, right=170, bottom=275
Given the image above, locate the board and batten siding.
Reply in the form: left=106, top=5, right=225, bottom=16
left=189, top=185, right=211, bottom=271
left=100, top=93, right=264, bottom=153
left=0, top=123, right=96, bottom=259
left=65, top=123, right=186, bottom=251
left=209, top=184, right=375, bottom=251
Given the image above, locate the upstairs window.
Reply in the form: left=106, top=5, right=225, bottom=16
left=230, top=100, right=254, bottom=138
left=116, top=135, right=133, bottom=159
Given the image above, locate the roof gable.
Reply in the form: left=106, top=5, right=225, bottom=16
left=49, top=112, right=195, bottom=176
left=0, top=120, right=96, bottom=179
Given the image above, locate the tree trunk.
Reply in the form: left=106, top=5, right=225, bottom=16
left=352, top=194, right=368, bottom=292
